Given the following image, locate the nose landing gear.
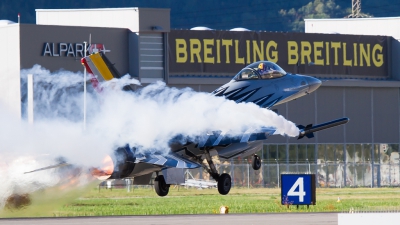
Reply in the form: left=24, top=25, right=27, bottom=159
left=252, top=154, right=261, bottom=170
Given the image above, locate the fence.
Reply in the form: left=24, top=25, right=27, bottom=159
left=186, top=162, right=400, bottom=188
left=101, top=162, right=400, bottom=189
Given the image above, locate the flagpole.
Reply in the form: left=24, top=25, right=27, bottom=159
left=83, top=41, right=87, bottom=130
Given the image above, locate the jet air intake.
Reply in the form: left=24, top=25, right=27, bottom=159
left=297, top=117, right=349, bottom=139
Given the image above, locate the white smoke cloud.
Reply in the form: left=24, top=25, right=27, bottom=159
left=0, top=104, right=99, bottom=209
left=0, top=65, right=299, bottom=207
left=91, top=80, right=299, bottom=152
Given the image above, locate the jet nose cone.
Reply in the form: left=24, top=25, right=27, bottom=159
left=306, top=76, right=321, bottom=93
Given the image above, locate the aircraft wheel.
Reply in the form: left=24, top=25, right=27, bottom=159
left=217, top=173, right=231, bottom=195
left=252, top=154, right=261, bottom=170
left=154, top=175, right=170, bottom=197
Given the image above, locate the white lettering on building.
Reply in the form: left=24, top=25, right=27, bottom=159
left=42, top=43, right=110, bottom=57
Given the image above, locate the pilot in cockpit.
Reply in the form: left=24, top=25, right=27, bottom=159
left=258, top=63, right=274, bottom=76
left=257, top=62, right=274, bottom=78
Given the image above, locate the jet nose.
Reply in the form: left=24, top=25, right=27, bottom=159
left=305, top=76, right=321, bottom=93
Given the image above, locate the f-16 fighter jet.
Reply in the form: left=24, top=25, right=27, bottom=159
left=30, top=53, right=348, bottom=197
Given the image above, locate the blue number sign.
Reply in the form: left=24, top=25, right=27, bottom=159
left=281, top=174, right=316, bottom=205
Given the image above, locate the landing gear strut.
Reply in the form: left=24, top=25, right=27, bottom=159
left=252, top=154, right=261, bottom=170
left=203, top=149, right=232, bottom=195
left=154, top=174, right=170, bottom=197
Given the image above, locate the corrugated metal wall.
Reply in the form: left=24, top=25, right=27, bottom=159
left=138, top=33, right=165, bottom=82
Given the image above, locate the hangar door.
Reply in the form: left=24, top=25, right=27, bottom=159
left=138, top=33, right=165, bottom=82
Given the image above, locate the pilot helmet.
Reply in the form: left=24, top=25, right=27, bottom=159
left=258, top=62, right=270, bottom=74
left=258, top=62, right=265, bottom=71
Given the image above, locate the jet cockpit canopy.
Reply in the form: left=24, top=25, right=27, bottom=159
left=233, top=61, right=287, bottom=81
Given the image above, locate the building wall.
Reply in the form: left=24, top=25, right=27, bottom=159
left=305, top=17, right=400, bottom=41
left=36, top=8, right=171, bottom=33
left=267, top=85, right=400, bottom=145
left=19, top=24, right=129, bottom=74
left=304, top=18, right=400, bottom=80
left=36, top=8, right=141, bottom=31
left=0, top=24, right=21, bottom=117
left=391, top=39, right=400, bottom=80
left=373, top=87, right=399, bottom=143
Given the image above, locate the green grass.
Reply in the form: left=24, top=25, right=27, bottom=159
left=2, top=187, right=400, bottom=217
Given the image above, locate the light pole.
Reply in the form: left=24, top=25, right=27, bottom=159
left=367, top=158, right=372, bottom=188
left=398, top=158, right=400, bottom=188
left=389, top=160, right=392, bottom=187
left=275, top=159, right=280, bottom=188
left=245, top=158, right=249, bottom=189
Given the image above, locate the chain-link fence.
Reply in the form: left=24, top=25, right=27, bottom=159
left=186, top=162, right=400, bottom=188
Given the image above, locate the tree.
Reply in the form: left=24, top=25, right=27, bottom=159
left=279, top=0, right=350, bottom=32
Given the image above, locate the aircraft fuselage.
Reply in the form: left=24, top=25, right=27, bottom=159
left=212, top=64, right=321, bottom=108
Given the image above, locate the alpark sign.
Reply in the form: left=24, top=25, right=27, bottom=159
left=42, top=43, right=110, bottom=57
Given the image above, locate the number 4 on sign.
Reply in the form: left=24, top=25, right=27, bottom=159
left=288, top=177, right=306, bottom=202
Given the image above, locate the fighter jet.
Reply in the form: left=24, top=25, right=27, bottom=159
left=30, top=53, right=349, bottom=197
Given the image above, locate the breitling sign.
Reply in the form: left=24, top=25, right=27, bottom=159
left=169, top=30, right=389, bottom=77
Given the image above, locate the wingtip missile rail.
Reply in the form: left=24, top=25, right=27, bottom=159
left=297, top=117, right=349, bottom=139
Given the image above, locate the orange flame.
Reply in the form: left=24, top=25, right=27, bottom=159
left=90, top=155, right=114, bottom=180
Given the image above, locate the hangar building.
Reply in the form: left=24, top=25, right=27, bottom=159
left=1, top=8, right=400, bottom=187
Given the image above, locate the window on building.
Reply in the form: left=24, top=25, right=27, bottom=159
left=307, top=144, right=316, bottom=163
left=346, top=144, right=355, bottom=163
left=374, top=144, right=380, bottom=163
left=289, top=145, right=297, bottom=163
left=355, top=144, right=362, bottom=163
left=336, top=144, right=345, bottom=162
left=278, top=145, right=287, bottom=163
left=325, top=144, right=335, bottom=162
left=298, top=144, right=307, bottom=163
left=317, top=144, right=326, bottom=164
left=363, top=144, right=372, bottom=163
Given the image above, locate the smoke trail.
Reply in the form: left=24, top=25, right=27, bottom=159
left=0, top=65, right=299, bottom=208
left=0, top=105, right=99, bottom=210
left=7, top=64, right=300, bottom=162
left=92, top=80, right=299, bottom=153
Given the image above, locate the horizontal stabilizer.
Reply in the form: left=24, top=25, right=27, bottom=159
left=297, top=125, right=305, bottom=130
left=24, top=162, right=70, bottom=174
left=306, top=132, right=314, bottom=139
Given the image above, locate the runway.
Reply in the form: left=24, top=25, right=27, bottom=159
left=0, top=213, right=338, bottom=225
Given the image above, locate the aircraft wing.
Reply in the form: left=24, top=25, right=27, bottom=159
left=124, top=128, right=275, bottom=171
left=197, top=127, right=276, bottom=148
left=133, top=151, right=201, bottom=169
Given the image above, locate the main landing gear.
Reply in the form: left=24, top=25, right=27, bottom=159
left=217, top=173, right=232, bottom=195
left=252, top=154, right=261, bottom=170
left=154, top=174, right=170, bottom=197
left=154, top=151, right=260, bottom=197
left=203, top=149, right=232, bottom=195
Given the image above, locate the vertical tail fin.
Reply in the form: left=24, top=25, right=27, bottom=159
left=81, top=52, right=132, bottom=92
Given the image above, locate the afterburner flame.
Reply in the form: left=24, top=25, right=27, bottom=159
left=90, top=155, right=114, bottom=180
